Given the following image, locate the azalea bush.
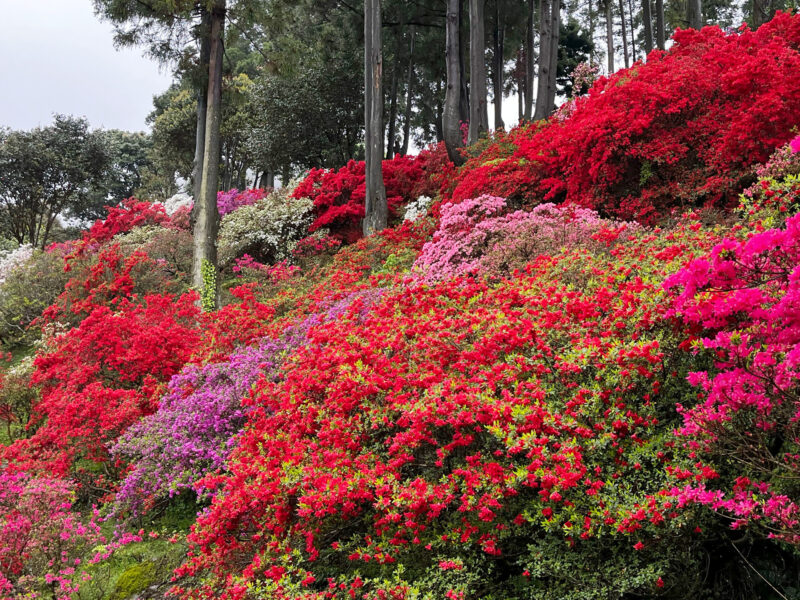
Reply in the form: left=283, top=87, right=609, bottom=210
left=218, top=191, right=314, bottom=267
left=177, top=219, right=730, bottom=599
left=112, top=327, right=307, bottom=515
left=666, top=204, right=800, bottom=545
left=451, top=13, right=800, bottom=223
left=413, top=196, right=639, bottom=283
left=0, top=472, right=103, bottom=598
left=4, top=291, right=201, bottom=478
left=292, top=153, right=441, bottom=243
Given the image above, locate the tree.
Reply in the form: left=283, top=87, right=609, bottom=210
left=363, top=0, right=388, bottom=236
left=0, top=116, right=110, bottom=249
left=468, top=0, right=489, bottom=143
left=534, top=0, right=561, bottom=119
left=443, top=0, right=465, bottom=164
left=655, top=0, right=665, bottom=49
left=604, top=0, right=615, bottom=71
left=556, top=22, right=594, bottom=97
left=642, top=0, right=654, bottom=53
left=192, top=0, right=225, bottom=308
left=687, top=0, right=703, bottom=28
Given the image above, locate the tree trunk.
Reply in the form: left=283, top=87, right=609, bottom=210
left=459, top=0, right=470, bottom=126
left=386, top=56, right=399, bottom=159
left=618, top=0, right=630, bottom=68
left=192, top=8, right=211, bottom=206
left=192, top=0, right=225, bottom=311
left=363, top=0, right=388, bottom=236
left=444, top=0, right=465, bottom=164
left=401, top=25, right=416, bottom=156
left=546, top=0, right=560, bottom=112
left=687, top=0, right=702, bottom=29
left=605, top=0, right=615, bottom=73
left=642, top=0, right=653, bottom=54
left=627, top=0, right=637, bottom=62
left=752, top=0, right=775, bottom=27
left=534, top=0, right=553, bottom=120
left=468, top=0, right=489, bottom=144
left=524, top=0, right=535, bottom=120
left=492, top=1, right=506, bottom=131
left=655, top=0, right=665, bottom=48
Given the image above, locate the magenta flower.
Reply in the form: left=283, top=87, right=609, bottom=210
left=790, top=135, right=800, bottom=154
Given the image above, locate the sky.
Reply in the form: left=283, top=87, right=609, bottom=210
left=0, top=0, right=174, bottom=132
left=0, top=1, right=521, bottom=136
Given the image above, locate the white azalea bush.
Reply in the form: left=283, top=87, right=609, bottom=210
left=403, top=195, right=433, bottom=223
left=218, top=190, right=314, bottom=267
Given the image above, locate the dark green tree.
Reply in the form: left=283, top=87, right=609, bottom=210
left=0, top=116, right=111, bottom=249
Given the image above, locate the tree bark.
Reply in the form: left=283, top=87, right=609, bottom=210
left=492, top=1, right=506, bottom=131
left=752, top=0, right=775, bottom=27
left=618, top=0, right=630, bottom=68
left=524, top=0, right=536, bottom=121
left=401, top=25, right=416, bottom=156
left=444, top=0, right=465, bottom=164
left=642, top=0, right=653, bottom=54
left=534, top=0, right=553, bottom=120
left=459, top=0, right=470, bottom=126
left=363, top=0, right=388, bottom=236
left=192, top=8, right=211, bottom=206
left=192, top=0, right=225, bottom=311
left=687, top=0, right=702, bottom=29
left=386, top=56, right=399, bottom=159
left=546, top=0, right=560, bottom=111
left=627, top=0, right=637, bottom=62
left=605, top=0, right=615, bottom=73
left=655, top=0, right=665, bottom=48
left=468, top=0, right=489, bottom=144
left=386, top=15, right=404, bottom=160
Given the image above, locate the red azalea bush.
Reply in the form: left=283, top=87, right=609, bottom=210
left=292, top=151, right=448, bottom=243
left=451, top=13, right=800, bottom=224
left=81, top=199, right=170, bottom=248
left=177, top=220, right=726, bottom=599
left=5, top=292, right=201, bottom=477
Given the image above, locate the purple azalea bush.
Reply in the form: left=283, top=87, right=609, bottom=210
left=111, top=289, right=384, bottom=515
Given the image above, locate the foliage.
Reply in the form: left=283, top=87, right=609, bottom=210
left=4, top=291, right=201, bottom=477
left=0, top=115, right=111, bottom=248
left=217, top=191, right=314, bottom=267
left=451, top=14, right=800, bottom=224
left=665, top=190, right=800, bottom=545
left=0, top=249, right=71, bottom=348
left=413, top=197, right=639, bottom=282
left=0, top=356, right=37, bottom=443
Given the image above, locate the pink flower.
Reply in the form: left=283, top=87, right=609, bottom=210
left=790, top=135, right=800, bottom=154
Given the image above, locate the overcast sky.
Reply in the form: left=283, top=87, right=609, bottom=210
left=0, top=0, right=174, bottom=132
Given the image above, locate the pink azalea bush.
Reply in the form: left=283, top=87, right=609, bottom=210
left=413, top=196, right=639, bottom=282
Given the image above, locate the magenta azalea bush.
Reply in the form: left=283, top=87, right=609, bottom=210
left=666, top=212, right=800, bottom=544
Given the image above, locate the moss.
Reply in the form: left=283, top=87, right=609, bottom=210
left=110, top=562, right=156, bottom=600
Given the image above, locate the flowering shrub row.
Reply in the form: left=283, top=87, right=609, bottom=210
left=450, top=13, right=800, bottom=224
